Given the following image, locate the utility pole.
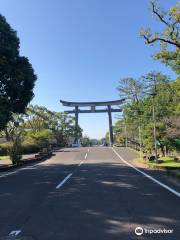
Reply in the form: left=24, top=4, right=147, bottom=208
left=138, top=126, right=142, bottom=159
left=125, top=124, right=128, bottom=148
left=152, top=96, right=158, bottom=162
left=147, top=72, right=158, bottom=163
left=123, top=112, right=128, bottom=148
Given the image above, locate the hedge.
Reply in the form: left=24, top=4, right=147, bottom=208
left=0, top=142, right=41, bottom=155
left=0, top=142, right=11, bottom=155
left=21, top=142, right=40, bottom=154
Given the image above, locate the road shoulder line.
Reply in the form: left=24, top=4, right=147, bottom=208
left=112, top=147, right=180, bottom=198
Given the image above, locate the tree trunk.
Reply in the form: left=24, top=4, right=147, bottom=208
left=159, top=142, right=165, bottom=156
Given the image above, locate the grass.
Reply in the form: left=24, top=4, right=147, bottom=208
left=134, top=156, right=180, bottom=179
left=153, top=156, right=180, bottom=168
left=135, top=156, right=180, bottom=168
left=134, top=157, right=180, bottom=173
left=0, top=155, right=9, bottom=160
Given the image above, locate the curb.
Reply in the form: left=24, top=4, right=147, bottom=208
left=0, top=153, right=53, bottom=172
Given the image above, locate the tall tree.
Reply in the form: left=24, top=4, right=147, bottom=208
left=24, top=105, right=80, bottom=146
left=140, top=0, right=180, bottom=74
left=0, top=14, right=37, bottom=130
left=117, top=72, right=179, bottom=155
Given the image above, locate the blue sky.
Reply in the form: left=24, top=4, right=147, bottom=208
left=0, top=0, right=176, bottom=138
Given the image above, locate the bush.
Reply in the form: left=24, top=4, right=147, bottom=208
left=0, top=141, right=40, bottom=155
left=8, top=141, right=22, bottom=165
left=21, top=142, right=40, bottom=154
left=0, top=142, right=11, bottom=155
left=27, top=130, right=50, bottom=148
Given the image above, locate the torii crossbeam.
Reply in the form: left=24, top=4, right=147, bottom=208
left=60, top=99, right=125, bottom=146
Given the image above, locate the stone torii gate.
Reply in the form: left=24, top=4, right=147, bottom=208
left=60, top=99, right=125, bottom=146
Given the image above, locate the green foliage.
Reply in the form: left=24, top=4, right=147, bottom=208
left=0, top=104, right=84, bottom=157
left=27, top=130, right=51, bottom=148
left=114, top=120, right=126, bottom=145
left=116, top=72, right=180, bottom=155
left=0, top=142, right=11, bottom=155
left=0, top=140, right=40, bottom=155
left=0, top=14, right=36, bottom=130
left=81, top=135, right=91, bottom=147
left=105, top=131, right=109, bottom=144
left=0, top=155, right=9, bottom=160
left=1, top=113, right=26, bottom=141
left=140, top=1, right=180, bottom=74
left=8, top=140, right=22, bottom=165
left=25, top=105, right=79, bottom=146
left=155, top=49, right=180, bottom=74
left=21, top=140, right=40, bottom=154
left=138, top=156, right=180, bottom=168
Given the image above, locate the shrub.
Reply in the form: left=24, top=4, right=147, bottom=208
left=21, top=141, right=40, bottom=154
left=0, top=142, right=11, bottom=155
left=0, top=141, right=40, bottom=156
left=27, top=130, right=50, bottom=148
left=8, top=141, right=22, bottom=165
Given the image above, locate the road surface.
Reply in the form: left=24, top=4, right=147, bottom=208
left=0, top=147, right=179, bottom=240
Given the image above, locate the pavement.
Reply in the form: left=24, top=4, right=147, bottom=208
left=0, top=154, right=36, bottom=167
left=0, top=147, right=179, bottom=240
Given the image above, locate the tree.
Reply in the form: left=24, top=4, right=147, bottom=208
left=140, top=1, right=180, bottom=74
left=0, top=113, right=25, bottom=164
left=81, top=135, right=91, bottom=147
left=105, top=132, right=109, bottom=145
left=27, top=129, right=51, bottom=149
left=114, top=120, right=126, bottom=146
left=24, top=105, right=81, bottom=146
left=2, top=114, right=25, bottom=142
left=0, top=14, right=37, bottom=130
left=117, top=77, right=142, bottom=103
left=117, top=72, right=179, bottom=156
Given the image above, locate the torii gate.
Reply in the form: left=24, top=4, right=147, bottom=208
left=60, top=99, right=125, bottom=146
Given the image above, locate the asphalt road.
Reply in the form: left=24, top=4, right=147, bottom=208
left=0, top=147, right=179, bottom=240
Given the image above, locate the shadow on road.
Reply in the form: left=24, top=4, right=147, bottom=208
left=0, top=161, right=179, bottom=240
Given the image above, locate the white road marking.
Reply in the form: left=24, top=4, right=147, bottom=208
left=88, top=149, right=90, bottom=152
left=0, top=169, right=22, bottom=178
left=0, top=164, right=40, bottom=178
left=78, top=161, right=84, bottom=167
left=84, top=153, right=88, bottom=159
left=112, top=147, right=180, bottom=198
left=56, top=173, right=72, bottom=189
left=9, top=230, right=21, bottom=236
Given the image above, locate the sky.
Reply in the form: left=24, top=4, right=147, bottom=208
left=0, top=0, right=177, bottom=139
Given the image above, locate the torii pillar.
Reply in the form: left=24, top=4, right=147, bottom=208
left=108, top=105, right=114, bottom=146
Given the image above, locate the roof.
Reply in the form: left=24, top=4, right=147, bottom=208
left=60, top=99, right=125, bottom=107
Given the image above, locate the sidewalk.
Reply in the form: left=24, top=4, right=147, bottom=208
left=0, top=154, right=36, bottom=168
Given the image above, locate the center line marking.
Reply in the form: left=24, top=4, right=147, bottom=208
left=78, top=161, right=84, bottom=167
left=84, top=153, right=88, bottom=159
left=112, top=147, right=180, bottom=198
left=56, top=173, right=72, bottom=189
left=88, top=149, right=90, bottom=152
